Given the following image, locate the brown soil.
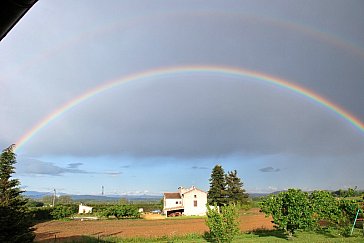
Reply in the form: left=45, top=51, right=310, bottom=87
left=34, top=208, right=273, bottom=242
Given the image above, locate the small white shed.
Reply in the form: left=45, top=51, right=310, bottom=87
left=78, top=203, right=93, bottom=214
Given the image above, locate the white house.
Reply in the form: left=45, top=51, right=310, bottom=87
left=163, top=186, right=208, bottom=216
left=78, top=203, right=93, bottom=214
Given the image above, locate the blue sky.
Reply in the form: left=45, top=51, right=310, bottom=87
left=1, top=0, right=364, bottom=196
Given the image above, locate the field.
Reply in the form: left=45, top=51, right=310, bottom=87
left=34, top=208, right=273, bottom=242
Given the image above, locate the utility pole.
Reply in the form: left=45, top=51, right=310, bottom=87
left=102, top=186, right=104, bottom=196
left=52, top=189, right=56, bottom=207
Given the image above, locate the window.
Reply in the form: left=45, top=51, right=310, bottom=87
left=194, top=200, right=197, bottom=207
left=194, top=195, right=197, bottom=198
left=176, top=201, right=178, bottom=204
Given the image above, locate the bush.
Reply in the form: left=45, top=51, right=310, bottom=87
left=205, top=203, right=240, bottom=243
left=100, top=205, right=140, bottom=219
left=29, top=207, right=53, bottom=221
left=337, top=199, right=358, bottom=230
left=51, top=205, right=76, bottom=220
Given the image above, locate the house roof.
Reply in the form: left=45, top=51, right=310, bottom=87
left=183, top=187, right=207, bottom=195
left=164, top=192, right=181, bottom=199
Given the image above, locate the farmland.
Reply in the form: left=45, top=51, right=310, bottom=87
left=34, top=208, right=273, bottom=242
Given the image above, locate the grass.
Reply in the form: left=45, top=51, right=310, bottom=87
left=56, top=228, right=364, bottom=242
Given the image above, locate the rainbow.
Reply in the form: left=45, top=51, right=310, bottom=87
left=15, top=65, right=364, bottom=152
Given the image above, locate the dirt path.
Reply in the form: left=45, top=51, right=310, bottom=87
left=35, top=208, right=273, bottom=242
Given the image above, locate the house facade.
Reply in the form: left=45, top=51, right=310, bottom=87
left=163, top=186, right=207, bottom=216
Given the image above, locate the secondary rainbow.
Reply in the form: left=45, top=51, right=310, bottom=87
left=15, top=65, right=364, bottom=152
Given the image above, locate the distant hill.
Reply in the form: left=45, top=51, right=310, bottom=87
left=22, top=191, right=162, bottom=202
left=248, top=192, right=269, bottom=198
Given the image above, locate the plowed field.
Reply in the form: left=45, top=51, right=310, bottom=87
left=35, top=208, right=273, bottom=242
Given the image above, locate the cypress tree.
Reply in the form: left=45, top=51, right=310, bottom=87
left=225, top=170, right=249, bottom=204
left=207, top=164, right=227, bottom=206
left=0, top=145, right=35, bottom=242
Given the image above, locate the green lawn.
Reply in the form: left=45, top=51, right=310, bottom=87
left=61, top=228, right=364, bottom=242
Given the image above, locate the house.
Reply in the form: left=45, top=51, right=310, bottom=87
left=78, top=203, right=93, bottom=214
left=163, top=186, right=207, bottom=216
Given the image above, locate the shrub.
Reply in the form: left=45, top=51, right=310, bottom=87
left=29, top=207, right=53, bottom=221
left=100, top=205, right=140, bottom=219
left=51, top=205, right=76, bottom=219
left=337, top=199, right=358, bottom=229
left=205, top=203, right=240, bottom=243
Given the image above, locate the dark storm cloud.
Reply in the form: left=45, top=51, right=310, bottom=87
left=23, top=77, right=364, bottom=159
left=259, top=167, right=280, bottom=173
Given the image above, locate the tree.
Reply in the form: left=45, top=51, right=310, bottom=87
left=225, top=170, right=249, bottom=204
left=51, top=205, right=75, bottom=219
left=309, top=190, right=341, bottom=227
left=0, top=145, right=35, bottom=242
left=208, top=165, right=227, bottom=206
left=205, top=203, right=240, bottom=243
left=260, top=189, right=314, bottom=238
left=100, top=205, right=140, bottom=219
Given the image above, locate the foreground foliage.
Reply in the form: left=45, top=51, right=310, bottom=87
left=0, top=145, right=35, bottom=242
left=260, top=188, right=359, bottom=238
left=205, top=203, right=240, bottom=242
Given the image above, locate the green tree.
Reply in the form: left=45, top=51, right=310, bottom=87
left=100, top=205, right=140, bottom=219
left=205, top=203, right=240, bottom=243
left=208, top=165, right=227, bottom=206
left=260, top=189, right=314, bottom=238
left=26, top=199, right=44, bottom=208
left=51, top=205, right=75, bottom=219
left=225, top=170, right=249, bottom=204
left=0, top=145, right=35, bottom=242
left=309, top=190, right=341, bottom=227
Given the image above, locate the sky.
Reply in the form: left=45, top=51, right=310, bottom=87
left=1, top=0, right=364, bottom=196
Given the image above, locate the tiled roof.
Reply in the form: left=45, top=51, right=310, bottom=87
left=164, top=192, right=181, bottom=199
left=183, top=187, right=207, bottom=195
